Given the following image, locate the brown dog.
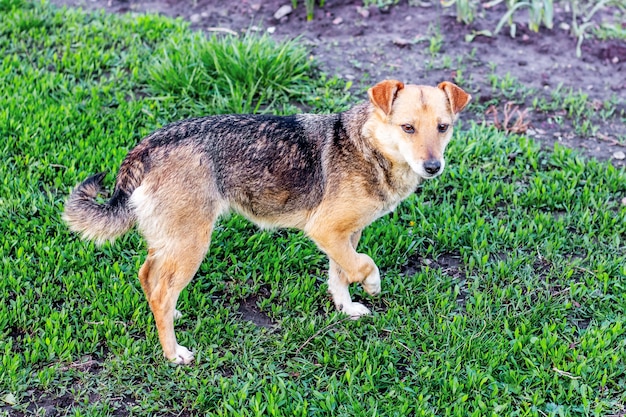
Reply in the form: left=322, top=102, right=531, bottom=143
left=64, top=80, right=470, bottom=364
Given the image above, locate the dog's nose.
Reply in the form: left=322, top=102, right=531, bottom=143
left=423, top=159, right=441, bottom=175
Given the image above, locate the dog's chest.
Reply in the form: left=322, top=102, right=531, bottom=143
left=377, top=168, right=422, bottom=217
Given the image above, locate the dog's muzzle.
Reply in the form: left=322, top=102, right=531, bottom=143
left=423, top=159, right=442, bottom=175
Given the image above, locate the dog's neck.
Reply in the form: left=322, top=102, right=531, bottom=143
left=343, top=103, right=422, bottom=199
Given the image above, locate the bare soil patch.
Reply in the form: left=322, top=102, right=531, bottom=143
left=238, top=293, right=277, bottom=328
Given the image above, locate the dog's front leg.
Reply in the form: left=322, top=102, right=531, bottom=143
left=327, top=259, right=371, bottom=318
left=311, top=230, right=381, bottom=319
left=350, top=231, right=381, bottom=297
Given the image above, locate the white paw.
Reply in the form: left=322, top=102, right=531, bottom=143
left=341, top=302, right=371, bottom=319
left=173, top=309, right=183, bottom=320
left=361, top=267, right=381, bottom=296
left=167, top=344, right=194, bottom=365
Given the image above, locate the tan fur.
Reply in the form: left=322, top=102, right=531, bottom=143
left=64, top=80, right=470, bottom=364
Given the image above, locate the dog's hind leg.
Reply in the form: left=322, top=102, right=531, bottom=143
left=138, top=222, right=213, bottom=364
left=135, top=178, right=220, bottom=365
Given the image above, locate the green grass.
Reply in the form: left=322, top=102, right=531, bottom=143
left=148, top=32, right=310, bottom=115
left=2, top=1, right=626, bottom=416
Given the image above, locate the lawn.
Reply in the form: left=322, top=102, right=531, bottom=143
left=1, top=1, right=626, bottom=416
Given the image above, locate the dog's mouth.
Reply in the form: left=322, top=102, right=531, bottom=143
left=420, top=171, right=444, bottom=180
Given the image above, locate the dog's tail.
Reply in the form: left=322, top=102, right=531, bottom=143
left=63, top=171, right=137, bottom=245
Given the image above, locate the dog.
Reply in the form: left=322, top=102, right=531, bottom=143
left=63, top=79, right=470, bottom=364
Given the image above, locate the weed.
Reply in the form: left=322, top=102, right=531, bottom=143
left=569, top=0, right=624, bottom=57
left=424, top=24, right=444, bottom=69
left=441, top=0, right=478, bottom=24
left=488, top=71, right=536, bottom=103
left=363, top=0, right=400, bottom=9
left=438, top=0, right=624, bottom=55
left=292, top=0, right=326, bottom=21
left=532, top=84, right=602, bottom=137
left=293, top=0, right=403, bottom=19
left=485, top=101, right=531, bottom=134
left=594, top=19, right=626, bottom=41
left=492, top=0, right=555, bottom=37
left=441, top=55, right=453, bottom=69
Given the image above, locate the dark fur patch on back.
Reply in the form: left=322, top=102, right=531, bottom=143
left=120, top=115, right=326, bottom=217
left=208, top=115, right=325, bottom=215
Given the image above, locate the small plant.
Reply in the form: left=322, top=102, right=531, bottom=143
left=488, top=71, right=536, bottom=103
left=438, top=0, right=622, bottom=58
left=491, top=0, right=555, bottom=37
left=441, top=0, right=478, bottom=24
left=292, top=0, right=326, bottom=20
left=593, top=19, right=626, bottom=41
left=428, top=26, right=444, bottom=57
left=363, top=0, right=400, bottom=9
left=569, top=0, right=622, bottom=57
left=531, top=84, right=603, bottom=137
left=485, top=102, right=531, bottom=134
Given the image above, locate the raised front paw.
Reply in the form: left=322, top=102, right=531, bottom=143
left=361, top=267, right=381, bottom=296
left=166, top=344, right=195, bottom=365
left=340, top=301, right=371, bottom=320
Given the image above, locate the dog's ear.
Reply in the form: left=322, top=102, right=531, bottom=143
left=438, top=81, right=471, bottom=114
left=368, top=79, right=405, bottom=116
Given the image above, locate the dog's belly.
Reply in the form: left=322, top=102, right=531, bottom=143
left=225, top=177, right=322, bottom=218
left=234, top=204, right=313, bottom=230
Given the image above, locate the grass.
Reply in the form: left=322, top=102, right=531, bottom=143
left=148, top=32, right=311, bottom=115
left=2, top=1, right=626, bottom=416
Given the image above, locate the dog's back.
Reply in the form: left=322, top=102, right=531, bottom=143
left=205, top=114, right=327, bottom=220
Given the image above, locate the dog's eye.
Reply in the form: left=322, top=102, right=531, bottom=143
left=437, top=123, right=450, bottom=133
left=401, top=124, right=415, bottom=134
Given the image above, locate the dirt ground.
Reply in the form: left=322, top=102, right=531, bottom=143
left=49, top=0, right=626, bottom=165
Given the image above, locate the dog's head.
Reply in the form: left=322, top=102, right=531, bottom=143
left=365, top=79, right=471, bottom=180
